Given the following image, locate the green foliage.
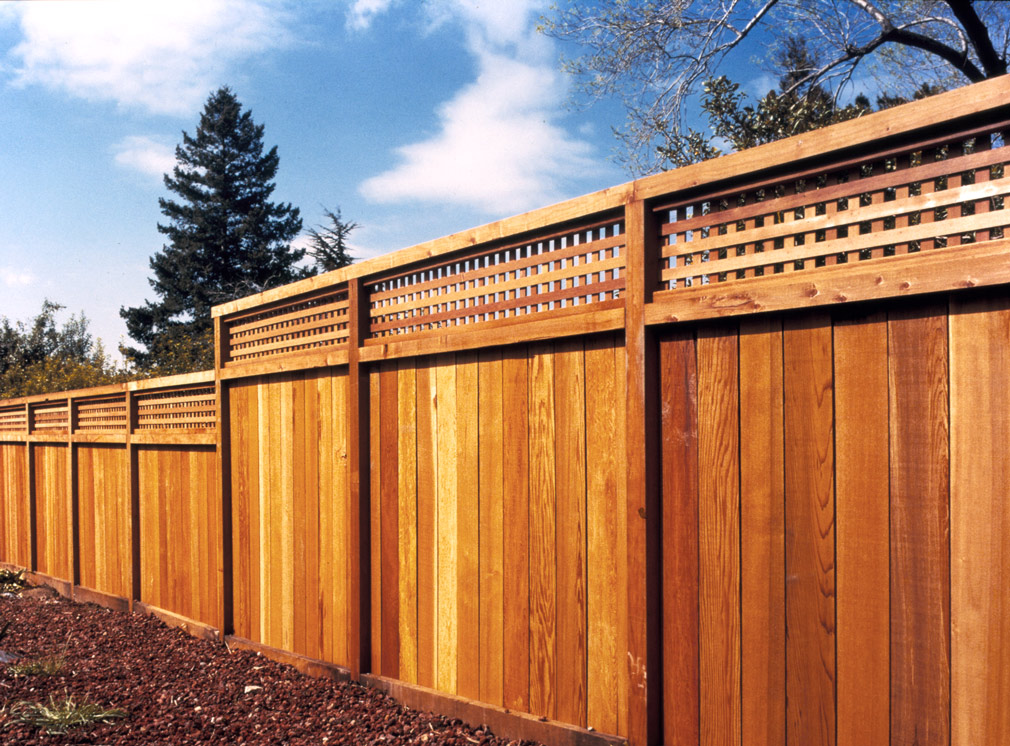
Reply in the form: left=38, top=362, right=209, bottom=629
left=0, top=569, right=25, bottom=595
left=544, top=1, right=1010, bottom=172
left=660, top=38, right=877, bottom=167
left=306, top=206, right=357, bottom=272
left=8, top=653, right=66, bottom=677
left=0, top=301, right=129, bottom=399
left=121, top=86, right=308, bottom=374
left=8, top=693, right=127, bottom=735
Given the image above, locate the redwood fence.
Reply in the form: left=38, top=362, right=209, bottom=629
left=3, top=78, right=1010, bottom=745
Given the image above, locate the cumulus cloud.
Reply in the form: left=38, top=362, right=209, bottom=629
left=360, top=51, right=596, bottom=215
left=6, top=0, right=292, bottom=116
left=112, top=136, right=177, bottom=178
left=357, top=1, right=602, bottom=216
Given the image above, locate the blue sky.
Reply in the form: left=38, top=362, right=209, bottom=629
left=0, top=0, right=715, bottom=354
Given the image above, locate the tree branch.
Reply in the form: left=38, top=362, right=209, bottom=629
left=944, top=0, right=1007, bottom=76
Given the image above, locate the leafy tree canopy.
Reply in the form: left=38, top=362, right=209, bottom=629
left=0, top=301, right=127, bottom=399
left=543, top=0, right=1010, bottom=171
left=121, top=86, right=308, bottom=373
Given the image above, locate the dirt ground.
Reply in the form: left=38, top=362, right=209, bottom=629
left=0, top=588, right=540, bottom=745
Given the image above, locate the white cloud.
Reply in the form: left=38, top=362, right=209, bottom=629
left=346, top=0, right=399, bottom=31
left=358, top=1, right=602, bottom=216
left=112, top=136, right=176, bottom=177
left=1, top=267, right=34, bottom=287
left=7, top=0, right=292, bottom=116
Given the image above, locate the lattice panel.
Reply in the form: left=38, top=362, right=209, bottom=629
left=224, top=288, right=350, bottom=365
left=76, top=395, right=128, bottom=433
left=368, top=217, right=625, bottom=338
left=31, top=402, right=68, bottom=434
left=135, top=385, right=216, bottom=431
left=658, top=127, right=1010, bottom=289
left=0, top=405, right=27, bottom=434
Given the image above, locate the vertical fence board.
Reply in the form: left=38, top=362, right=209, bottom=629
left=77, top=445, right=130, bottom=599
left=659, top=330, right=700, bottom=746
left=292, top=375, right=309, bottom=657
left=478, top=350, right=505, bottom=707
left=369, top=367, right=382, bottom=674
left=435, top=355, right=458, bottom=694
left=889, top=307, right=951, bottom=745
left=528, top=343, right=557, bottom=720
left=586, top=335, right=628, bottom=737
left=398, top=361, right=418, bottom=684
left=380, top=363, right=400, bottom=678
left=739, top=319, right=786, bottom=746
left=554, top=338, right=587, bottom=727
left=950, top=295, right=1010, bottom=746
left=502, top=346, right=531, bottom=713
left=783, top=315, right=836, bottom=746
left=834, top=315, right=890, bottom=746
left=0, top=444, right=30, bottom=567
left=456, top=351, right=480, bottom=700
left=415, top=359, right=438, bottom=689
left=303, top=374, right=322, bottom=661
left=697, top=328, right=741, bottom=746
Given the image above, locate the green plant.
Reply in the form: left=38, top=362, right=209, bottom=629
left=8, top=693, right=127, bottom=735
left=0, top=568, right=26, bottom=594
left=8, top=652, right=66, bottom=676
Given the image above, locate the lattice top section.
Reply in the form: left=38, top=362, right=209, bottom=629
left=0, top=405, right=27, bottom=434
left=31, top=401, right=68, bottom=434
left=135, top=385, right=216, bottom=431
left=76, top=395, right=128, bottom=433
left=367, top=217, right=626, bottom=338
left=658, top=126, right=1010, bottom=290
left=224, top=288, right=349, bottom=366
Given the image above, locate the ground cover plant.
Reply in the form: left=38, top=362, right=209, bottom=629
left=0, top=589, right=540, bottom=745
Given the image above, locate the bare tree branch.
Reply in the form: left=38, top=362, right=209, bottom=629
left=944, top=0, right=1007, bottom=76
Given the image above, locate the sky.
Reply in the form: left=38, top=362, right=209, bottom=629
left=0, top=0, right=729, bottom=355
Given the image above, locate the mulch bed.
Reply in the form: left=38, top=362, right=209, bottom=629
left=0, top=587, right=541, bottom=745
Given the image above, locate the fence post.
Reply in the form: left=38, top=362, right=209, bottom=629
left=68, top=396, right=79, bottom=587
left=624, top=196, right=663, bottom=745
left=127, top=388, right=140, bottom=609
left=347, top=277, right=372, bottom=678
left=26, top=404, right=36, bottom=572
left=215, top=316, right=234, bottom=636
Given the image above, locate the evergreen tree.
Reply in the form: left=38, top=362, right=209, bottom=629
left=120, top=86, right=307, bottom=373
left=306, top=207, right=357, bottom=272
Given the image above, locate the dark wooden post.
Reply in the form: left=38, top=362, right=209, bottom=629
left=624, top=196, right=663, bottom=745
left=347, top=277, right=372, bottom=678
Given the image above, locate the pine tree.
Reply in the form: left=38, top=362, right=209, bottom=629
left=306, top=207, right=357, bottom=272
left=120, top=87, right=307, bottom=374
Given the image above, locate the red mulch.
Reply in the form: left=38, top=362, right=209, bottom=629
left=0, top=588, right=541, bottom=746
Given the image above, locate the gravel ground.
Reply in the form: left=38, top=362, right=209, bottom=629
left=0, top=588, right=541, bottom=746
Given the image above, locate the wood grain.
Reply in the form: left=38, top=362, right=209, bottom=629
left=833, top=314, right=889, bottom=746
left=659, top=330, right=700, bottom=746
left=380, top=363, right=400, bottom=678
left=888, top=306, right=950, bottom=745
left=783, top=315, right=836, bottom=746
left=527, top=342, right=557, bottom=720
left=478, top=349, right=505, bottom=707
left=950, top=295, right=1010, bottom=745
left=553, top=338, right=587, bottom=727
left=738, top=318, right=786, bottom=746
left=696, top=327, right=741, bottom=746
left=397, top=361, right=418, bottom=684
left=435, top=354, right=458, bottom=694
left=455, top=352, right=481, bottom=701
left=415, top=359, right=438, bottom=689
left=502, top=346, right=531, bottom=713
left=76, top=445, right=130, bottom=599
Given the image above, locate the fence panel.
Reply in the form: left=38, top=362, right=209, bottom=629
left=0, top=442, right=30, bottom=567
left=228, top=367, right=352, bottom=667
left=76, top=444, right=130, bottom=599
left=33, top=444, right=71, bottom=581
left=368, top=333, right=630, bottom=736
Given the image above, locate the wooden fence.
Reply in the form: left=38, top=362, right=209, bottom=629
left=3, top=77, right=1010, bottom=745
